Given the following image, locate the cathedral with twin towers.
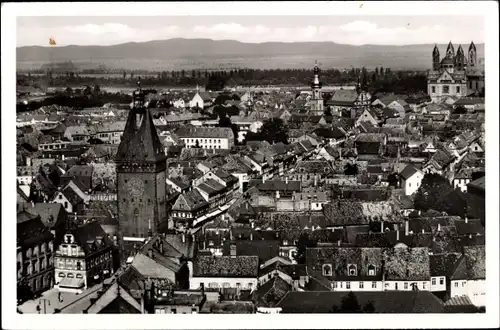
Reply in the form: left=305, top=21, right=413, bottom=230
left=427, top=41, right=484, bottom=102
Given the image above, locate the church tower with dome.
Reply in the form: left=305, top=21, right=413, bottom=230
left=115, top=78, right=167, bottom=240
left=309, top=60, right=324, bottom=116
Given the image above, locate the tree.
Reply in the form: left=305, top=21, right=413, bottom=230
left=294, top=232, right=316, bottom=264
left=454, top=105, right=467, bottom=114
left=387, top=173, right=399, bottom=188
left=344, top=163, right=358, bottom=176
left=362, top=301, right=375, bottom=313
left=414, top=174, right=467, bottom=217
left=324, top=108, right=332, bottom=117
left=257, top=118, right=289, bottom=144
left=340, top=292, right=361, bottom=313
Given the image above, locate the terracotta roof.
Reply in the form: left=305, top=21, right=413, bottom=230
left=192, top=255, right=259, bottom=278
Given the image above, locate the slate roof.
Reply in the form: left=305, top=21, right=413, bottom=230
left=429, top=253, right=462, bottom=277
left=399, top=165, right=420, bottom=180
left=277, top=291, right=444, bottom=313
left=192, top=255, right=259, bottom=278
left=115, top=107, right=166, bottom=164
left=173, top=189, right=208, bottom=211
left=467, top=176, right=485, bottom=192
left=355, top=133, right=385, bottom=143
left=176, top=126, right=234, bottom=139
left=222, top=240, right=280, bottom=263
left=249, top=179, right=301, bottom=193
left=306, top=246, right=384, bottom=281
left=130, top=252, right=182, bottom=278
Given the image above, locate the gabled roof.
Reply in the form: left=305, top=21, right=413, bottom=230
left=30, top=202, right=66, bottom=229
left=85, top=280, right=142, bottom=314
left=399, top=165, right=421, bottom=180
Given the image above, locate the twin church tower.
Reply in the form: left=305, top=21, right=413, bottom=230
left=432, top=41, right=477, bottom=72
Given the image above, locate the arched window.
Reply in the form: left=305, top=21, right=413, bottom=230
left=348, top=264, right=357, bottom=276
left=134, top=208, right=140, bottom=237
left=322, top=264, right=332, bottom=276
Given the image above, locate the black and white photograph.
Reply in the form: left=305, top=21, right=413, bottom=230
left=2, top=1, right=499, bottom=329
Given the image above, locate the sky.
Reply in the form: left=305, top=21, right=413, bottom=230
left=17, top=16, right=485, bottom=47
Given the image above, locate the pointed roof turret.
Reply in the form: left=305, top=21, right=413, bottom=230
left=456, top=44, right=464, bottom=55
left=311, top=60, right=322, bottom=90
left=115, top=78, right=166, bottom=164
left=446, top=41, right=455, bottom=55
left=433, top=44, right=440, bottom=55
left=469, top=41, right=476, bottom=51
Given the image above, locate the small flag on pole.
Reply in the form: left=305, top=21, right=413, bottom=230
left=49, top=37, right=56, bottom=46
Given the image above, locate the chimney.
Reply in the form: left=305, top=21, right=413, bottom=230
left=421, top=228, right=425, bottom=234
left=276, top=190, right=280, bottom=199
left=464, top=215, right=468, bottom=223
left=182, top=233, right=186, bottom=243
left=230, top=243, right=237, bottom=257
left=418, top=210, right=421, bottom=216
left=380, top=220, right=384, bottom=233
left=285, top=177, right=288, bottom=184
left=338, top=148, right=342, bottom=160
left=160, top=241, right=164, bottom=254
left=438, top=223, right=441, bottom=232
left=148, top=248, right=153, bottom=259
left=250, top=232, right=253, bottom=241
left=337, top=240, right=341, bottom=247
left=468, top=234, right=472, bottom=239
left=314, top=175, right=317, bottom=187
left=396, top=229, right=400, bottom=242
left=262, top=176, right=266, bottom=183
left=405, top=220, right=409, bottom=236
left=31, top=201, right=35, bottom=208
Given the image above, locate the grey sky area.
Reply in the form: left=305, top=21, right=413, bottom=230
left=17, top=16, right=484, bottom=47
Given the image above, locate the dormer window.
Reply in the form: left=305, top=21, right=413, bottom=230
left=368, top=265, right=376, bottom=276
left=348, top=264, right=357, bottom=276
left=322, top=264, right=332, bottom=277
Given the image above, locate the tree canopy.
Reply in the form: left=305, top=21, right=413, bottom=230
left=331, top=292, right=376, bottom=313
left=294, top=232, right=317, bottom=264
left=414, top=174, right=467, bottom=217
left=344, top=163, right=358, bottom=176
left=245, top=117, right=289, bottom=145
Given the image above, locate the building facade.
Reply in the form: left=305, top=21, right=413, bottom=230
left=427, top=41, right=484, bottom=102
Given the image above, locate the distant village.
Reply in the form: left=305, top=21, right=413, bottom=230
left=16, top=42, right=486, bottom=314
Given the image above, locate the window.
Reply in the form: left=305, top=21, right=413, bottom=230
left=348, top=264, right=357, bottom=276
left=368, top=265, right=376, bottom=276
left=431, top=86, right=436, bottom=93
left=440, top=278, right=444, bottom=285
left=59, top=272, right=66, bottom=277
left=456, top=86, right=460, bottom=93
left=67, top=273, right=74, bottom=278
left=443, top=85, right=449, bottom=94
left=333, top=282, right=337, bottom=288
left=322, top=264, right=332, bottom=276
left=423, top=283, right=426, bottom=289
left=395, top=283, right=399, bottom=290
left=346, top=282, right=351, bottom=289
left=372, top=282, right=377, bottom=289
left=76, top=261, right=82, bottom=270
left=59, top=195, right=62, bottom=200
left=359, top=282, right=364, bottom=289
left=462, top=281, right=466, bottom=287
left=432, top=278, right=436, bottom=285
left=191, top=308, right=198, bottom=313
left=171, top=308, right=177, bottom=314
left=404, top=282, right=408, bottom=289
left=64, top=202, right=68, bottom=209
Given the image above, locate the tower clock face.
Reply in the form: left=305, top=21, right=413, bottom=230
left=126, top=177, right=145, bottom=198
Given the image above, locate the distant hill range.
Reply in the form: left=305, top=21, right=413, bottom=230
left=16, top=38, right=485, bottom=71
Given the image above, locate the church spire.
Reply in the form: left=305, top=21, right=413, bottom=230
left=115, top=78, right=166, bottom=164
left=446, top=41, right=455, bottom=57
